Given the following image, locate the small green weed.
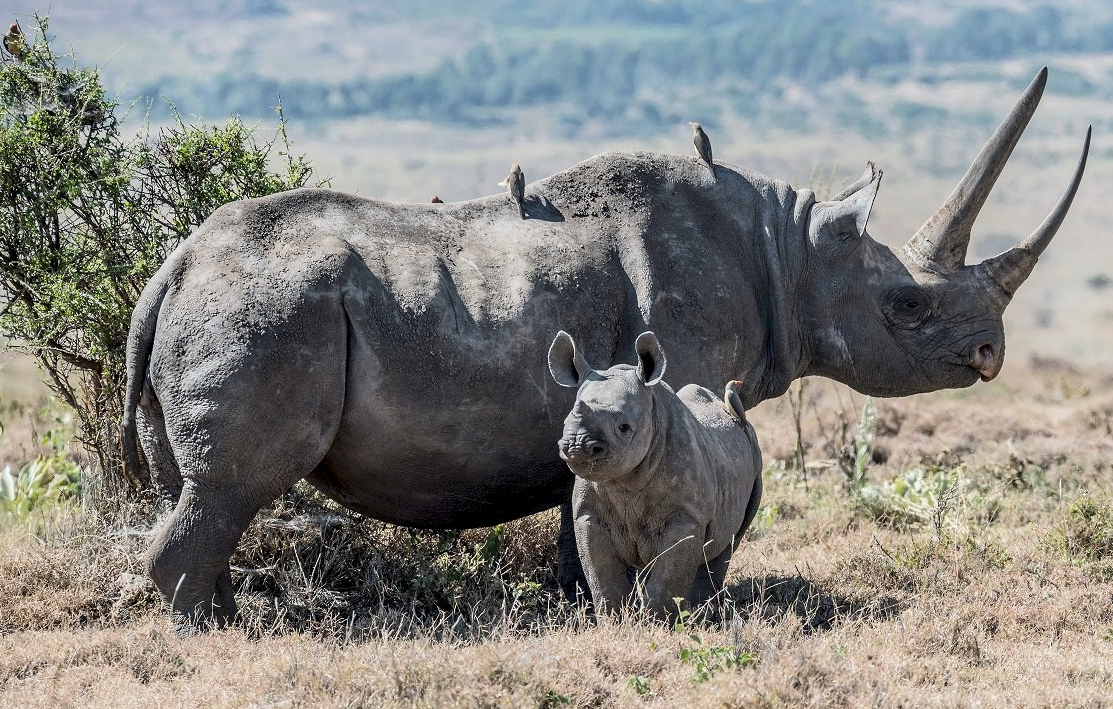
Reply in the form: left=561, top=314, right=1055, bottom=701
left=626, top=674, right=652, bottom=697
left=540, top=689, right=573, bottom=707
left=840, top=397, right=876, bottom=494
left=672, top=599, right=757, bottom=684
left=679, top=637, right=757, bottom=684
left=754, top=503, right=778, bottom=533
left=982, top=454, right=1051, bottom=495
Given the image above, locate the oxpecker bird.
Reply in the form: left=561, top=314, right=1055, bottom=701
left=689, top=121, right=714, bottom=173
left=3, top=22, right=26, bottom=60
left=498, top=163, right=526, bottom=219
left=723, top=380, right=746, bottom=423
left=430, top=195, right=443, bottom=203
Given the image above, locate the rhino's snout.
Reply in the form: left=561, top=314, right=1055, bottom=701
left=559, top=437, right=608, bottom=466
left=970, top=340, right=1003, bottom=381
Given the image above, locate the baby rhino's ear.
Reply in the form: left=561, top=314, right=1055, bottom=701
left=548, top=331, right=593, bottom=387
left=634, top=331, right=666, bottom=385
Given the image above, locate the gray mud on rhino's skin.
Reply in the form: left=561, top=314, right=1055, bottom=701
left=120, top=68, right=1089, bottom=624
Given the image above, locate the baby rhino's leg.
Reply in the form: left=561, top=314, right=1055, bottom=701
left=576, top=516, right=633, bottom=613
left=640, top=519, right=704, bottom=621
left=689, top=544, right=734, bottom=607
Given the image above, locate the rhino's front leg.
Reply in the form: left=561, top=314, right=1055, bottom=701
left=575, top=507, right=632, bottom=614
left=640, top=518, right=704, bottom=621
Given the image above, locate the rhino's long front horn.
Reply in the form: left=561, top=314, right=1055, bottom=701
left=976, top=125, right=1091, bottom=308
left=904, top=68, right=1048, bottom=271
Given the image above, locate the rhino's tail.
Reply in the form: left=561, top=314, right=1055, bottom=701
left=121, top=264, right=173, bottom=487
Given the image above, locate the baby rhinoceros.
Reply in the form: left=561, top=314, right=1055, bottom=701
left=548, top=330, right=763, bottom=619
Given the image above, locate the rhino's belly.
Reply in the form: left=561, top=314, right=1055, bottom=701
left=306, top=362, right=578, bottom=528
left=307, top=447, right=572, bottom=528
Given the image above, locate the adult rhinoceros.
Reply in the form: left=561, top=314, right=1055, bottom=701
left=123, top=69, right=1088, bottom=625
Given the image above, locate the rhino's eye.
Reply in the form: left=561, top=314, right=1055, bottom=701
left=884, top=286, right=931, bottom=327
left=618, top=423, right=632, bottom=435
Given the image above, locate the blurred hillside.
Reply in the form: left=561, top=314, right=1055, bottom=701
left=3, top=0, right=1112, bottom=365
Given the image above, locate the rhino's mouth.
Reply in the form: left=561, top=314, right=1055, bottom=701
left=559, top=443, right=616, bottom=480
left=564, top=459, right=622, bottom=483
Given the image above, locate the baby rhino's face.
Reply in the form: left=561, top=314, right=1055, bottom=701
left=558, top=367, right=655, bottom=482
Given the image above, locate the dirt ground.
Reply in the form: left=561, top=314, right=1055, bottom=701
left=1, top=355, right=1113, bottom=708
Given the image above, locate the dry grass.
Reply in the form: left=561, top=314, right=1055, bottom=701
left=3, top=357, right=1113, bottom=707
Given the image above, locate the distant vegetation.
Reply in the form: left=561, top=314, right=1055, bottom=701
left=136, top=0, right=1113, bottom=135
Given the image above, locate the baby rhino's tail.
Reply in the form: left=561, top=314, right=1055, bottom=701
left=723, top=380, right=747, bottom=424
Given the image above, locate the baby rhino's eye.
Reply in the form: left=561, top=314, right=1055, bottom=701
left=618, top=423, right=632, bottom=434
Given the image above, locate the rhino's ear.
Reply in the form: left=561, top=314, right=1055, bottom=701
left=548, top=331, right=593, bottom=387
left=634, top=331, right=666, bottom=386
left=816, top=162, right=882, bottom=243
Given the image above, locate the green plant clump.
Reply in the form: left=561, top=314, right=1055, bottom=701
left=0, top=417, right=84, bottom=518
left=855, top=465, right=1001, bottom=532
left=0, top=16, right=322, bottom=500
left=671, top=601, right=757, bottom=685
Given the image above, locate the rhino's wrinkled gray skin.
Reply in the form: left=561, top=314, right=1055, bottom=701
left=123, top=69, right=1088, bottom=624
left=549, top=331, right=762, bottom=618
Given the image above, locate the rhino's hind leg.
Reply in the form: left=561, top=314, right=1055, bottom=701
left=689, top=544, right=733, bottom=609
left=135, top=387, right=182, bottom=505
left=147, top=483, right=255, bottom=628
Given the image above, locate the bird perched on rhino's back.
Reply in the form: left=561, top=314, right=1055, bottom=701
left=430, top=195, right=443, bottom=204
left=689, top=121, right=714, bottom=174
left=498, top=163, right=526, bottom=219
left=3, top=21, right=26, bottom=61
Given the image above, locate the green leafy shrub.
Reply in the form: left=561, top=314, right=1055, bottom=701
left=0, top=417, right=84, bottom=518
left=227, top=491, right=565, bottom=636
left=0, top=16, right=321, bottom=500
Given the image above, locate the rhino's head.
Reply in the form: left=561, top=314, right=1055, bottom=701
left=800, top=68, right=1090, bottom=397
left=549, top=330, right=667, bottom=482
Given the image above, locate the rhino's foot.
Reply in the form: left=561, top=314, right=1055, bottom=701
left=158, top=565, right=239, bottom=634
